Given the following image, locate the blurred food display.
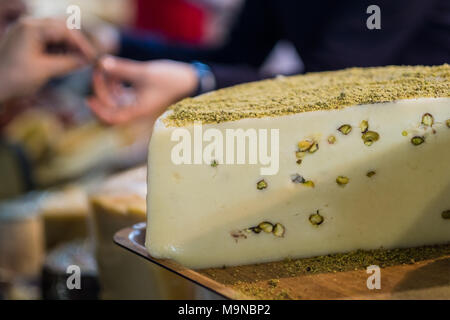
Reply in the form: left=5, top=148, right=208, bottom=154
left=0, top=194, right=45, bottom=300
left=41, top=240, right=99, bottom=300
left=1, top=99, right=152, bottom=193
left=40, top=186, right=90, bottom=249
left=0, top=0, right=223, bottom=299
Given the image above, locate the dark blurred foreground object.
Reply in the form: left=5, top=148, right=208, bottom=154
left=42, top=240, right=99, bottom=300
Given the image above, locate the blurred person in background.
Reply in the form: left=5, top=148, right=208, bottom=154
left=88, top=0, right=450, bottom=125
left=0, top=1, right=96, bottom=199
left=0, top=0, right=245, bottom=126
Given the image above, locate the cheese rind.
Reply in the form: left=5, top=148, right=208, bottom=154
left=146, top=97, right=450, bottom=269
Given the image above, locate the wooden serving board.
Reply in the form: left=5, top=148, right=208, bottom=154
left=114, top=223, right=450, bottom=300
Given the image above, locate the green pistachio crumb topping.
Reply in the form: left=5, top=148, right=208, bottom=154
left=338, top=124, right=352, bottom=135
left=298, top=140, right=314, bottom=152
left=257, top=179, right=268, bottom=190
left=327, top=135, right=336, bottom=144
left=295, top=151, right=306, bottom=159
left=309, top=211, right=324, bottom=226
left=267, top=279, right=279, bottom=288
left=273, top=223, right=285, bottom=237
left=163, top=65, right=450, bottom=127
left=421, top=113, right=434, bottom=127
left=366, top=171, right=376, bottom=178
left=336, top=176, right=350, bottom=186
left=362, top=131, right=380, bottom=146
left=249, top=226, right=262, bottom=234
left=205, top=244, right=450, bottom=300
left=258, top=222, right=274, bottom=233
left=360, top=120, right=369, bottom=133
left=303, top=181, right=315, bottom=188
left=411, top=136, right=425, bottom=146
left=308, top=142, right=319, bottom=154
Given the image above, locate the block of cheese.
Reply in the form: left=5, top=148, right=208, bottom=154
left=40, top=186, right=89, bottom=249
left=146, top=65, right=450, bottom=269
left=90, top=167, right=198, bottom=299
left=0, top=194, right=45, bottom=278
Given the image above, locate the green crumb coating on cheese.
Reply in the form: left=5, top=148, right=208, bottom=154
left=164, top=64, right=450, bottom=127
left=199, top=244, right=450, bottom=300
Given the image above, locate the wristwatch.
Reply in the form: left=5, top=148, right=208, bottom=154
left=191, top=61, right=216, bottom=96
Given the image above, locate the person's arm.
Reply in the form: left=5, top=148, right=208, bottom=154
left=87, top=57, right=199, bottom=125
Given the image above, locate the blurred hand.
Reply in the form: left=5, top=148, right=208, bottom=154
left=0, top=0, right=26, bottom=38
left=87, top=56, right=198, bottom=125
left=0, top=18, right=96, bottom=102
left=84, top=21, right=120, bottom=55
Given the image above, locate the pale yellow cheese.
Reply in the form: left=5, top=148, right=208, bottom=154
left=146, top=65, right=450, bottom=269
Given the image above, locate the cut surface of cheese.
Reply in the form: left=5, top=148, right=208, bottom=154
left=146, top=65, right=450, bottom=269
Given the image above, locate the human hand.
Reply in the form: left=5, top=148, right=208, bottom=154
left=87, top=56, right=198, bottom=125
left=84, top=21, right=120, bottom=56
left=0, top=0, right=26, bottom=38
left=0, top=18, right=96, bottom=102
